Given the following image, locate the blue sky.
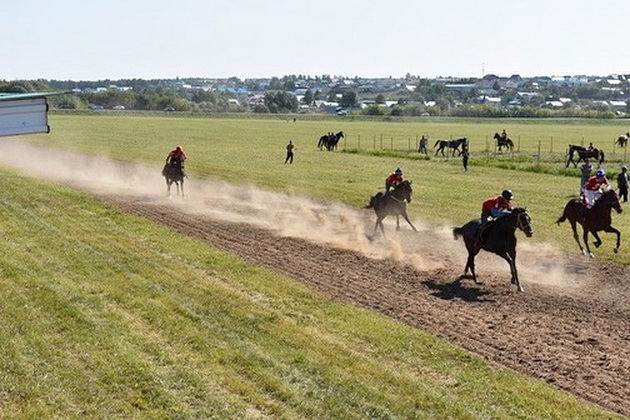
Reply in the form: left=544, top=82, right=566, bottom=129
left=1, top=0, right=628, bottom=80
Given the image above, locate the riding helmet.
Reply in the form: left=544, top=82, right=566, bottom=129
left=501, top=189, right=514, bottom=200
left=395, top=168, right=403, bottom=175
left=596, top=169, right=606, bottom=177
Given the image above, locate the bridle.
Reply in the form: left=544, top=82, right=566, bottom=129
left=515, top=211, right=530, bottom=233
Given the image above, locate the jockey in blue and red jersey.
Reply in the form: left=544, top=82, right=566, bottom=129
left=385, top=168, right=404, bottom=192
left=583, top=169, right=609, bottom=209
left=481, top=190, right=514, bottom=223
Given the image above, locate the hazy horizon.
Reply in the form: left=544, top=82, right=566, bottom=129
left=2, top=0, right=629, bottom=80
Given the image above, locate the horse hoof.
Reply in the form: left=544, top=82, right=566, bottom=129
left=581, top=250, right=588, bottom=256
left=613, top=248, right=619, bottom=254
left=593, top=242, right=601, bottom=248
left=589, top=253, right=595, bottom=258
left=517, top=286, right=524, bottom=292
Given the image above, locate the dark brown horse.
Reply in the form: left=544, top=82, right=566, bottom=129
left=566, top=145, right=605, bottom=168
left=556, top=189, right=622, bottom=257
left=493, top=133, right=514, bottom=152
left=453, top=208, right=533, bottom=292
left=162, top=156, right=185, bottom=197
left=434, top=137, right=468, bottom=157
left=616, top=132, right=629, bottom=148
left=366, top=180, right=417, bottom=236
left=317, top=131, right=345, bottom=151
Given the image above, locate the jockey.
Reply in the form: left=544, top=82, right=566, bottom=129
left=587, top=142, right=594, bottom=151
left=501, top=129, right=507, bottom=140
left=583, top=169, right=609, bottom=209
left=385, top=168, right=404, bottom=192
left=481, top=190, right=514, bottom=223
left=166, top=145, right=187, bottom=164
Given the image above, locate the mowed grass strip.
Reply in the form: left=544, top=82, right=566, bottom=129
left=25, top=114, right=630, bottom=265
left=0, top=170, right=618, bottom=418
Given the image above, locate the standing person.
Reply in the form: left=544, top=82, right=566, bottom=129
left=462, top=146, right=469, bottom=172
left=618, top=165, right=629, bottom=202
left=285, top=140, right=295, bottom=164
left=418, top=135, right=428, bottom=154
left=579, top=159, right=592, bottom=194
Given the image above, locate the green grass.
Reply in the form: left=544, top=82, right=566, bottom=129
left=0, top=168, right=619, bottom=418
left=24, top=114, right=630, bottom=265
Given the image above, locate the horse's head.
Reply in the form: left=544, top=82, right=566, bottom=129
left=338, top=131, right=345, bottom=138
left=601, top=189, right=623, bottom=214
left=512, top=207, right=533, bottom=237
left=493, top=133, right=500, bottom=140
left=394, top=180, right=413, bottom=203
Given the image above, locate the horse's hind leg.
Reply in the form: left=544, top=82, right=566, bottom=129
left=583, top=228, right=594, bottom=258
left=603, top=226, right=621, bottom=253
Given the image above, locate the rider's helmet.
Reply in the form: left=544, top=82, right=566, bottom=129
left=395, top=168, right=402, bottom=175
left=175, top=145, right=182, bottom=151
left=501, top=189, right=514, bottom=200
left=596, top=169, right=606, bottom=178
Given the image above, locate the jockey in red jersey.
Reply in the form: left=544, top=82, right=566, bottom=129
left=166, top=145, right=187, bottom=164
left=481, top=190, right=514, bottom=223
left=385, top=168, right=404, bottom=192
left=583, top=169, right=609, bottom=208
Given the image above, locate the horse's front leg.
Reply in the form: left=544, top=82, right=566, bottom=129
left=583, top=227, right=594, bottom=258
left=401, top=211, right=418, bottom=231
left=180, top=179, right=185, bottom=198
left=506, top=249, right=523, bottom=292
left=603, top=226, right=621, bottom=253
left=591, top=230, right=603, bottom=248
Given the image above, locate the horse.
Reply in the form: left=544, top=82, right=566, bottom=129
left=615, top=132, right=629, bottom=148
left=493, top=133, right=514, bottom=152
left=434, top=137, right=467, bottom=157
left=317, top=131, right=345, bottom=151
left=556, top=189, right=622, bottom=257
left=565, top=144, right=605, bottom=168
left=452, top=208, right=533, bottom=292
left=365, top=180, right=417, bottom=236
left=162, top=156, right=185, bottom=197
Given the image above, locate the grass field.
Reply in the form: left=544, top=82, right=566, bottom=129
left=24, top=114, right=630, bottom=265
left=0, top=168, right=618, bottom=418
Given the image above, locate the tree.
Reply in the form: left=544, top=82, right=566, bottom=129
left=362, top=105, right=384, bottom=116
left=313, top=89, right=321, bottom=100
left=327, top=91, right=338, bottom=102
left=389, top=106, right=403, bottom=116
left=340, top=90, right=357, bottom=107
left=375, top=94, right=385, bottom=104
left=303, top=89, right=313, bottom=105
left=263, top=91, right=298, bottom=113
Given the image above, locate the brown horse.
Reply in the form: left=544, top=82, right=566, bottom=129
left=453, top=208, right=533, bottom=292
left=566, top=145, right=605, bottom=168
left=616, top=132, right=629, bottom=148
left=493, top=133, right=514, bottom=152
left=556, top=189, right=622, bottom=257
left=366, top=180, right=417, bottom=236
left=162, top=156, right=185, bottom=197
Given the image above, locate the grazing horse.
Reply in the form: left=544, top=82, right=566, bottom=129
left=366, top=180, right=417, bottom=236
left=556, top=189, right=622, bottom=257
left=317, top=131, right=345, bottom=151
left=162, top=156, right=185, bottom=197
left=565, top=145, right=605, bottom=168
left=493, top=133, right=514, bottom=152
left=434, top=137, right=468, bottom=157
left=615, top=132, right=629, bottom=148
left=453, top=208, right=533, bottom=292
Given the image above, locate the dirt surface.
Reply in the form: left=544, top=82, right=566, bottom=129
left=103, top=195, right=629, bottom=416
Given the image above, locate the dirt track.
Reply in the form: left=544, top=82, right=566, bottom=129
left=103, top=196, right=629, bottom=416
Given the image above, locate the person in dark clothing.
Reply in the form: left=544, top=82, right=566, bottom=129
left=618, top=165, right=629, bottom=202
left=285, top=140, right=295, bottom=164
left=579, top=159, right=592, bottom=195
left=462, top=146, right=469, bottom=172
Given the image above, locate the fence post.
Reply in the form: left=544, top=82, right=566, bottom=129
left=518, top=135, right=521, bottom=152
left=624, top=144, right=628, bottom=163
left=343, top=135, right=346, bottom=151
left=391, top=136, right=394, bottom=150
left=358, top=134, right=361, bottom=150
left=485, top=135, right=489, bottom=152
left=373, top=135, right=376, bottom=150
left=581, top=136, right=584, bottom=147
left=485, top=137, right=490, bottom=164
left=415, top=134, right=419, bottom=152
left=380, top=134, right=383, bottom=149
left=612, top=137, right=616, bottom=156
left=537, top=140, right=541, bottom=166
left=550, top=136, right=554, bottom=154
left=408, top=136, right=411, bottom=152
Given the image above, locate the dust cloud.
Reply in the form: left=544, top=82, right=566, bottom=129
left=0, top=140, right=582, bottom=288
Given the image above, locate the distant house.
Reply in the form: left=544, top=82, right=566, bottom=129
left=445, top=84, right=476, bottom=92
left=227, top=99, right=240, bottom=106
left=543, top=100, right=563, bottom=108
left=609, top=100, right=627, bottom=111
left=112, top=105, right=125, bottom=110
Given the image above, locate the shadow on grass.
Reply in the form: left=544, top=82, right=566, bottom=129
left=423, top=278, right=496, bottom=303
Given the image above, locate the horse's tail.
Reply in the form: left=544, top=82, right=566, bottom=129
left=556, top=206, right=569, bottom=225
left=453, top=227, right=464, bottom=240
